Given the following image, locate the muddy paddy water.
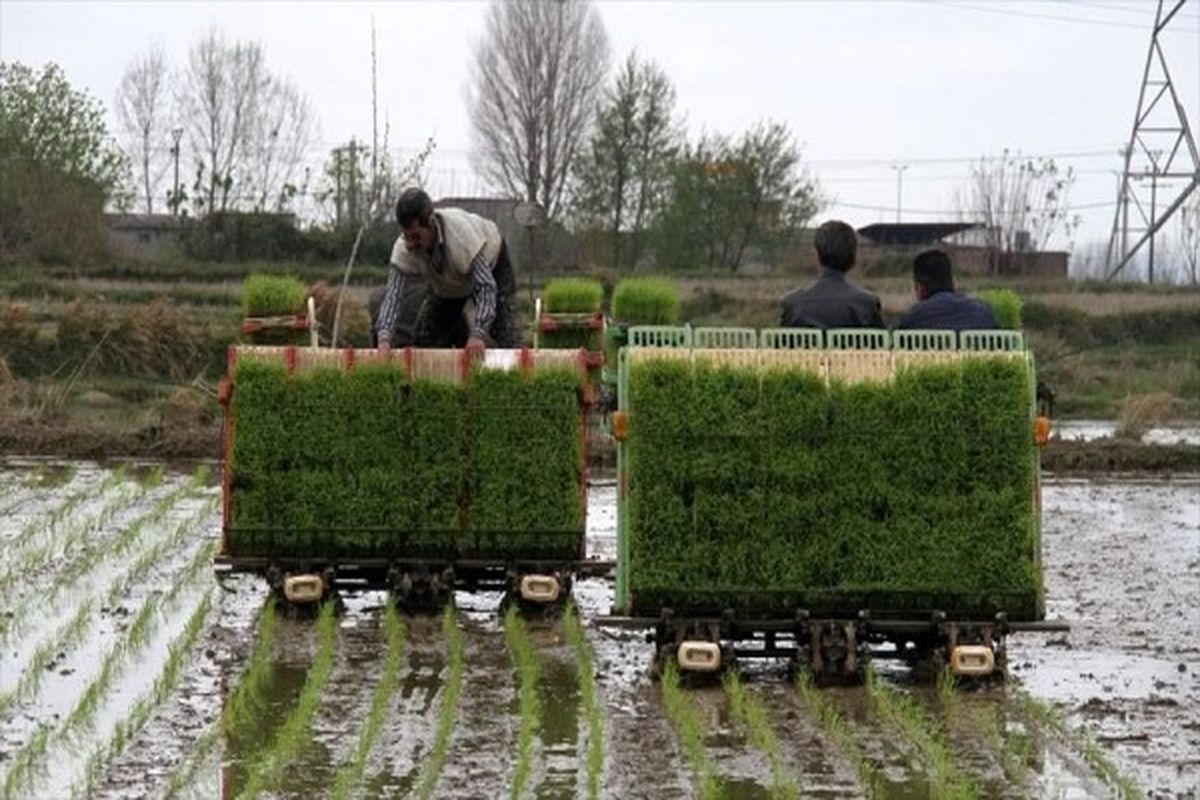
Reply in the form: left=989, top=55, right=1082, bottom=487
left=0, top=461, right=1195, bottom=798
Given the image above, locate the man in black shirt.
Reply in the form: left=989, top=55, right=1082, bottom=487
left=896, top=249, right=997, bottom=331
left=780, top=220, right=884, bottom=329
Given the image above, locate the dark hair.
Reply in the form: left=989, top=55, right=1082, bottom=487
left=912, top=249, right=955, bottom=293
left=395, top=187, right=433, bottom=228
left=813, top=220, right=857, bottom=272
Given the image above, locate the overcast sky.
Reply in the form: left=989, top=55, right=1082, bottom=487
left=3, top=0, right=1198, bottom=257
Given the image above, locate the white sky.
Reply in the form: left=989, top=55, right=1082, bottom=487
left=2, top=0, right=1198, bottom=255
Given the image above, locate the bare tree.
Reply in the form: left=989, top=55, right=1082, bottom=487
left=115, top=48, right=170, bottom=214
left=468, top=0, right=610, bottom=219
left=246, top=76, right=315, bottom=212
left=956, top=150, right=1080, bottom=274
left=180, top=29, right=267, bottom=213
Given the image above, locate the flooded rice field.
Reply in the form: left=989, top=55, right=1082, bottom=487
left=0, top=460, right=1195, bottom=799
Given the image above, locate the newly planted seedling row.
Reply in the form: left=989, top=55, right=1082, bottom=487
left=330, top=602, right=405, bottom=800
left=1, top=537, right=216, bottom=800
left=72, top=588, right=217, bottom=797
left=864, top=666, right=977, bottom=799
left=794, top=671, right=883, bottom=797
left=660, top=663, right=720, bottom=800
left=562, top=607, right=603, bottom=800
left=413, top=606, right=466, bottom=800
left=724, top=672, right=800, bottom=800
left=503, top=608, right=542, bottom=800
left=236, top=599, right=339, bottom=800
left=162, top=598, right=280, bottom=799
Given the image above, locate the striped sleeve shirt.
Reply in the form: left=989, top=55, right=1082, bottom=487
left=375, top=249, right=497, bottom=345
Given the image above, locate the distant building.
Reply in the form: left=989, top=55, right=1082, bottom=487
left=103, top=213, right=188, bottom=259
left=855, top=221, right=1068, bottom=278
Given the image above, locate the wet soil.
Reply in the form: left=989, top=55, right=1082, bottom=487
left=0, top=463, right=1195, bottom=798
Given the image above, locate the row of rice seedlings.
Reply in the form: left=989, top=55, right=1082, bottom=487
left=793, top=671, right=883, bottom=797
left=105, top=496, right=220, bottom=608
left=974, top=703, right=1035, bottom=788
left=414, top=606, right=466, bottom=800
left=72, top=588, right=216, bottom=797
left=0, top=497, right=217, bottom=719
left=0, top=467, right=210, bottom=643
left=161, top=598, right=279, bottom=800
left=0, top=597, right=95, bottom=716
left=723, top=672, right=801, bottom=800
left=864, top=666, right=977, bottom=800
left=0, top=466, right=126, bottom=571
left=659, top=663, right=720, bottom=800
left=0, top=478, right=138, bottom=597
left=235, top=599, right=338, bottom=800
left=64, top=540, right=217, bottom=735
left=562, top=606, right=603, bottom=800
left=330, top=602, right=406, bottom=800
left=503, top=608, right=542, bottom=800
left=1016, top=689, right=1143, bottom=799
left=1, top=539, right=215, bottom=800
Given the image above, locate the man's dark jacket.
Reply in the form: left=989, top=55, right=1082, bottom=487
left=779, top=269, right=884, bottom=329
left=895, top=290, right=998, bottom=331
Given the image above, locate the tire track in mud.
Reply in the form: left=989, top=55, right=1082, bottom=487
left=358, top=608, right=452, bottom=798
left=429, top=609, right=514, bottom=799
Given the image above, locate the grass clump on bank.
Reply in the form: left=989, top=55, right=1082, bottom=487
left=977, top=289, right=1023, bottom=330
left=612, top=277, right=680, bottom=324
left=228, top=358, right=583, bottom=561
left=241, top=274, right=307, bottom=317
left=623, top=353, right=1039, bottom=620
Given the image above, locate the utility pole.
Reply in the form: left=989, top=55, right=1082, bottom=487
left=891, top=164, right=909, bottom=223
left=348, top=138, right=359, bottom=225
left=170, top=128, right=183, bottom=216
left=1106, top=0, right=1199, bottom=282
left=334, top=147, right=344, bottom=227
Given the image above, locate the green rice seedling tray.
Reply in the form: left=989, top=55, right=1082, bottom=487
left=615, top=332, right=1042, bottom=623
left=222, top=346, right=588, bottom=563
left=761, top=328, right=824, bottom=349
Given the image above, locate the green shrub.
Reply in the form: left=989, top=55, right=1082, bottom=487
left=622, top=352, right=1040, bottom=619
left=978, top=289, right=1023, bottom=330
left=611, top=278, right=680, bottom=324
left=543, top=278, right=603, bottom=314
left=241, top=274, right=307, bottom=318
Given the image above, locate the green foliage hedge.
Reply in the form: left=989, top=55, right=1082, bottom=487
left=977, top=289, right=1023, bottom=330
left=543, top=278, right=604, bottom=314
left=611, top=278, right=680, bottom=324
left=624, top=355, right=1039, bottom=619
left=228, top=358, right=582, bottom=560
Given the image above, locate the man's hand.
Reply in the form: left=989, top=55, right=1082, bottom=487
left=465, top=335, right=487, bottom=361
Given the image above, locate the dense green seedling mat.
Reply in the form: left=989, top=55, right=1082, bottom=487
left=622, top=354, right=1039, bottom=620
left=611, top=277, right=680, bottom=324
left=241, top=274, right=307, bottom=317
left=978, top=289, right=1023, bottom=330
left=543, top=278, right=604, bottom=314
left=228, top=357, right=583, bottom=560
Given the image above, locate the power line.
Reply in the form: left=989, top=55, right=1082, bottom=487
left=925, top=0, right=1200, bottom=32
left=829, top=198, right=1118, bottom=215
